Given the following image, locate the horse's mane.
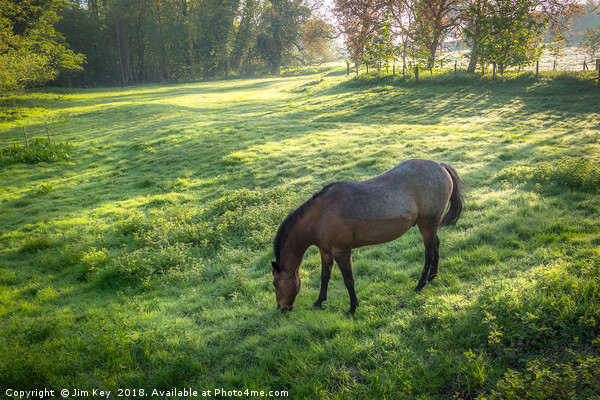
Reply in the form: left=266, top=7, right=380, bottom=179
left=273, top=182, right=339, bottom=264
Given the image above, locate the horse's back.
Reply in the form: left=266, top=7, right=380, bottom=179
left=321, top=159, right=452, bottom=222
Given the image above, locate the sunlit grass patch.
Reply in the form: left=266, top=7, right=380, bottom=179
left=499, top=156, right=600, bottom=192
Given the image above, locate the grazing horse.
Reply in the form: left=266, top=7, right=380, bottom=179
left=272, top=159, right=464, bottom=315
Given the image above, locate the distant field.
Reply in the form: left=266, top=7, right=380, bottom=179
left=441, top=46, right=596, bottom=72
left=1, top=64, right=599, bottom=399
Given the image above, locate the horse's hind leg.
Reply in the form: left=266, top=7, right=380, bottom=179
left=427, top=235, right=440, bottom=283
left=313, top=250, right=334, bottom=309
left=415, top=220, right=438, bottom=292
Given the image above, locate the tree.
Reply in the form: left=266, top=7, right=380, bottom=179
left=334, top=0, right=383, bottom=63
left=257, top=0, right=309, bottom=75
left=580, top=24, right=600, bottom=61
left=231, top=0, right=260, bottom=73
left=409, top=0, right=460, bottom=69
left=0, top=0, right=85, bottom=91
left=547, top=33, right=565, bottom=69
left=55, top=1, right=116, bottom=85
left=363, top=12, right=397, bottom=70
left=463, top=0, right=546, bottom=73
left=299, top=17, right=338, bottom=65
left=462, top=0, right=583, bottom=73
left=189, top=0, right=240, bottom=76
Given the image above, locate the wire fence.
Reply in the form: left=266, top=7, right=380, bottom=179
left=19, top=122, right=52, bottom=151
left=346, top=49, right=600, bottom=85
left=441, top=47, right=599, bottom=72
left=348, top=46, right=600, bottom=79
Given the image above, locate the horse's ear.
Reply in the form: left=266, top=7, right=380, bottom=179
left=272, top=261, right=281, bottom=273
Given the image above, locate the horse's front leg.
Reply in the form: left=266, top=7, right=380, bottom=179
left=334, top=249, right=359, bottom=316
left=313, top=250, right=334, bottom=309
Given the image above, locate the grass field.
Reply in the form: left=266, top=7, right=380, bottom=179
left=1, top=65, right=599, bottom=399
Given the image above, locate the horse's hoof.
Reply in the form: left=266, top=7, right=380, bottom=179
left=313, top=302, right=324, bottom=309
left=345, top=307, right=356, bottom=317
left=414, top=284, right=424, bottom=293
left=427, top=274, right=438, bottom=283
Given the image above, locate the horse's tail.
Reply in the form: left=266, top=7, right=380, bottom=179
left=440, top=163, right=464, bottom=227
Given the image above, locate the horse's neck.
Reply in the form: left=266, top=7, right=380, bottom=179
left=281, top=213, right=314, bottom=275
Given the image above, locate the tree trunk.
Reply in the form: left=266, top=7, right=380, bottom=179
left=467, top=36, right=481, bottom=73
left=115, top=21, right=128, bottom=85
left=428, top=38, right=439, bottom=70
left=156, top=1, right=168, bottom=81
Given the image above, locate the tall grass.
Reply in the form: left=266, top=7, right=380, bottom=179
left=1, top=64, right=599, bottom=399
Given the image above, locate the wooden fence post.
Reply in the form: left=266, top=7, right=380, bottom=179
left=493, top=62, right=496, bottom=79
left=597, top=59, right=600, bottom=87
left=346, top=61, right=350, bottom=76
left=536, top=61, right=539, bottom=80
left=415, top=66, right=419, bottom=82
left=454, top=61, right=457, bottom=78
left=45, top=122, right=51, bottom=144
left=23, top=126, right=29, bottom=151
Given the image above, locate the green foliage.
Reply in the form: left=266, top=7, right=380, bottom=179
left=0, top=138, right=73, bottom=166
left=54, top=0, right=312, bottom=84
left=0, top=0, right=85, bottom=92
left=481, top=356, right=600, bottom=400
left=257, top=0, right=310, bottom=75
left=363, top=14, right=398, bottom=70
left=463, top=0, right=546, bottom=73
left=547, top=34, right=566, bottom=64
left=299, top=17, right=338, bottom=66
left=579, top=24, right=600, bottom=61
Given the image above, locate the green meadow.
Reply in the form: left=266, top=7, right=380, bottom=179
left=1, top=65, right=599, bottom=399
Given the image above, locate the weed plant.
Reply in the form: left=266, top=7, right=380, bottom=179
left=1, top=138, right=73, bottom=166
left=0, top=64, right=599, bottom=399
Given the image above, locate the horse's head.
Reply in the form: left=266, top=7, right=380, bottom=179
left=272, top=261, right=301, bottom=311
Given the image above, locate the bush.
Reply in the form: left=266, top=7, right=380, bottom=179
left=0, top=139, right=73, bottom=166
left=479, top=356, right=600, bottom=400
left=498, top=157, right=600, bottom=192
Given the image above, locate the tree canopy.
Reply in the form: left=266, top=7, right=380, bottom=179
left=0, top=0, right=85, bottom=92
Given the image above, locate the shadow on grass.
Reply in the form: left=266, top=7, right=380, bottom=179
left=319, top=72, right=600, bottom=129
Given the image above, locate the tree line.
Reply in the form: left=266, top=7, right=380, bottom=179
left=1, top=0, right=599, bottom=91
left=334, top=0, right=598, bottom=74
left=1, top=0, right=337, bottom=89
